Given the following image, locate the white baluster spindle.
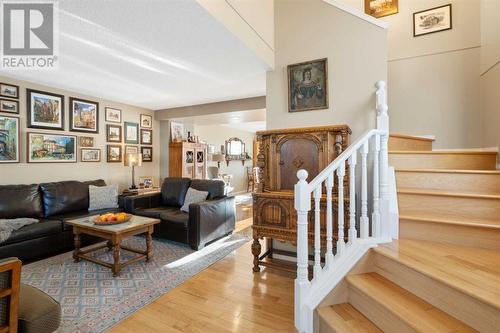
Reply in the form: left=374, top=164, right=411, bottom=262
left=325, top=174, right=334, bottom=267
left=336, top=163, right=345, bottom=255
left=372, top=135, right=381, bottom=238
left=313, top=186, right=322, bottom=279
left=348, top=154, right=357, bottom=245
left=360, top=142, right=369, bottom=239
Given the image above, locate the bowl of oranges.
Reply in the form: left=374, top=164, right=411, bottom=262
left=93, top=212, right=132, bottom=225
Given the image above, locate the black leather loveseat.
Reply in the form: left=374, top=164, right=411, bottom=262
left=123, top=178, right=235, bottom=250
left=0, top=180, right=119, bottom=261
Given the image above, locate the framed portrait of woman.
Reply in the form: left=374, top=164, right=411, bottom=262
left=287, top=58, right=328, bottom=113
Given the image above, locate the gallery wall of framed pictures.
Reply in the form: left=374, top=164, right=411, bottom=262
left=0, top=80, right=156, bottom=167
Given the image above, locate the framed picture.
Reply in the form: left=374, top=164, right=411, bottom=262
left=364, top=0, right=398, bottom=18
left=69, top=97, right=99, bottom=133
left=414, top=4, right=452, bottom=37
left=141, top=146, right=153, bottom=162
left=0, top=99, right=19, bottom=114
left=139, top=176, right=154, bottom=189
left=125, top=145, right=138, bottom=155
left=170, top=121, right=183, bottom=142
left=140, top=129, right=152, bottom=145
left=124, top=122, right=139, bottom=144
left=79, top=136, right=94, bottom=147
left=107, top=145, right=122, bottom=163
left=27, top=132, right=77, bottom=163
left=287, top=58, right=328, bottom=112
left=106, top=124, right=122, bottom=143
left=27, top=89, right=64, bottom=130
left=140, top=114, right=152, bottom=128
left=81, top=148, right=101, bottom=162
left=0, top=83, right=19, bottom=99
left=0, top=115, right=19, bottom=163
left=105, top=107, right=122, bottom=123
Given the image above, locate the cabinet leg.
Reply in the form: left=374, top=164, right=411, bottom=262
left=252, top=237, right=261, bottom=272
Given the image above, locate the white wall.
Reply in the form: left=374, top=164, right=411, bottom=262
left=267, top=0, right=388, bottom=138
left=196, top=0, right=274, bottom=68
left=194, top=124, right=255, bottom=193
left=0, top=76, right=159, bottom=190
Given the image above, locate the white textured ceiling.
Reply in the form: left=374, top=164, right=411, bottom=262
left=1, top=0, right=268, bottom=110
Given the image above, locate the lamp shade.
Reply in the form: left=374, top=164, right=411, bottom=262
left=211, top=153, right=225, bottom=163
left=125, top=153, right=142, bottom=167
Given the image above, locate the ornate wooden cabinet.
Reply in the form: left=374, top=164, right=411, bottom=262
left=169, top=142, right=207, bottom=179
left=252, top=125, right=351, bottom=272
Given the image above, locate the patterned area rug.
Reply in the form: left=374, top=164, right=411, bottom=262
left=21, top=232, right=250, bottom=333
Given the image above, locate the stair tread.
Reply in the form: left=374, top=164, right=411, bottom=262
left=397, top=187, right=500, bottom=199
left=396, top=168, right=500, bottom=174
left=347, top=272, right=477, bottom=333
left=318, top=303, right=382, bottom=333
left=399, top=214, right=500, bottom=229
left=374, top=239, right=500, bottom=311
left=390, top=150, right=497, bottom=155
left=389, top=133, right=435, bottom=142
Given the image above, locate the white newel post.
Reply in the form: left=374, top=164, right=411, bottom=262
left=376, top=81, right=390, bottom=239
left=294, top=170, right=311, bottom=332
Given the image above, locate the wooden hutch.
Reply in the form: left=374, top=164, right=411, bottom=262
left=252, top=125, right=351, bottom=273
left=169, top=142, right=208, bottom=179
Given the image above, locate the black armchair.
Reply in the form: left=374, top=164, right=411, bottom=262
left=123, top=178, right=236, bottom=250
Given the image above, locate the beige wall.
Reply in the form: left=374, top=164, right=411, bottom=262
left=0, top=76, right=159, bottom=189
left=341, top=0, right=482, bottom=148
left=480, top=0, right=500, bottom=158
left=194, top=124, right=255, bottom=193
left=266, top=0, right=388, bottom=138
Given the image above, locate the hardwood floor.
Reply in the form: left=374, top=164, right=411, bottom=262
left=110, top=195, right=296, bottom=333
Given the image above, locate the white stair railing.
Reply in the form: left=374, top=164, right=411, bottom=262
left=294, top=81, right=396, bottom=333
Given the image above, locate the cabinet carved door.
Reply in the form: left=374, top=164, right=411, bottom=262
left=278, top=138, right=319, bottom=190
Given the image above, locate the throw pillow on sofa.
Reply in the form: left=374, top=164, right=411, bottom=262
left=89, top=185, right=119, bottom=211
left=180, top=187, right=209, bottom=213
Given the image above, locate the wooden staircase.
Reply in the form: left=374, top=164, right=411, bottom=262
left=318, top=133, right=500, bottom=333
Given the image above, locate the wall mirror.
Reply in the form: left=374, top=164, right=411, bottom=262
left=225, top=137, right=250, bottom=165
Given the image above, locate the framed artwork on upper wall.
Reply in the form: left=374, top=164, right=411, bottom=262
left=140, top=114, right=152, bottom=128
left=413, top=4, right=452, bottom=37
left=124, top=122, right=139, bottom=144
left=287, top=58, right=328, bottom=113
left=125, top=145, right=138, bottom=155
left=69, top=97, right=99, bottom=133
left=81, top=148, right=101, bottom=162
left=79, top=136, right=94, bottom=147
left=0, top=99, right=19, bottom=114
left=140, top=129, right=152, bottom=145
left=107, top=145, right=122, bottom=163
left=105, top=107, right=122, bottom=123
left=141, top=146, right=153, bottom=162
left=364, top=0, right=398, bottom=18
left=27, top=89, right=65, bottom=130
left=27, top=132, right=77, bottom=163
left=106, top=124, right=122, bottom=143
left=170, top=121, right=183, bottom=142
left=0, top=115, right=20, bottom=163
left=0, top=83, right=19, bottom=99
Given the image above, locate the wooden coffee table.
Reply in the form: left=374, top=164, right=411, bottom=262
left=66, top=215, right=160, bottom=276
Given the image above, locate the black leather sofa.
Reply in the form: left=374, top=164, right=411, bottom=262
left=123, top=178, right=235, bottom=250
left=0, top=180, right=119, bottom=261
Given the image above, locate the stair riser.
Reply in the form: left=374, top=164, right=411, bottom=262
left=400, top=219, right=500, bottom=251
left=396, top=171, right=500, bottom=196
left=319, top=319, right=336, bottom=333
left=389, top=137, right=433, bottom=151
left=348, top=286, right=416, bottom=333
left=374, top=253, right=500, bottom=332
left=398, top=193, right=500, bottom=221
left=389, top=153, right=497, bottom=170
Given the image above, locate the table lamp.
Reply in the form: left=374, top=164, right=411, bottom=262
left=211, top=153, right=225, bottom=169
left=125, top=153, right=142, bottom=189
